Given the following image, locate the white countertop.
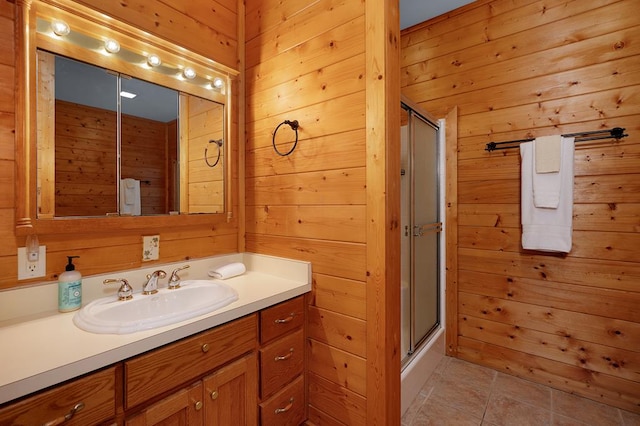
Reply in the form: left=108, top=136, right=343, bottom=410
left=0, top=253, right=311, bottom=405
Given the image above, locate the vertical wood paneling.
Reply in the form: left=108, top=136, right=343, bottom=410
left=402, top=0, right=640, bottom=413
left=1, top=0, right=239, bottom=288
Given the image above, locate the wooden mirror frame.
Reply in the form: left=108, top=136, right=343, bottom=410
left=15, top=0, right=238, bottom=235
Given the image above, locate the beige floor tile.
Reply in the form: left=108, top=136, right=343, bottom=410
left=443, top=358, right=497, bottom=390
left=483, top=394, right=551, bottom=426
left=492, top=372, right=552, bottom=410
left=413, top=398, right=482, bottom=426
left=552, top=390, right=622, bottom=426
left=428, top=374, right=491, bottom=419
left=402, top=358, right=636, bottom=426
left=621, top=409, right=640, bottom=426
left=403, top=389, right=431, bottom=425
left=551, top=413, right=590, bottom=426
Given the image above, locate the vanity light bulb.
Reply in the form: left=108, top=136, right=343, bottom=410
left=51, top=20, right=70, bottom=36
left=147, top=54, right=161, bottom=67
left=183, top=67, right=197, bottom=80
left=104, top=39, right=121, bottom=54
left=212, top=78, right=224, bottom=89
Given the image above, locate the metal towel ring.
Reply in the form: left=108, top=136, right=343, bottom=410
left=272, top=120, right=299, bottom=156
left=205, top=139, right=223, bottom=167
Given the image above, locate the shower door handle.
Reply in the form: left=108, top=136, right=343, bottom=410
left=413, top=222, right=442, bottom=237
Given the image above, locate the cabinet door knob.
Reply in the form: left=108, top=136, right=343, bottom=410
left=201, top=343, right=210, bottom=353
left=210, top=390, right=219, bottom=400
left=274, top=348, right=294, bottom=362
left=274, top=313, right=295, bottom=324
left=274, top=397, right=294, bottom=414
left=194, top=400, right=203, bottom=411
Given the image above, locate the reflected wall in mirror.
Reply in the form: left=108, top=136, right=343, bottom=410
left=17, top=0, right=237, bottom=229
left=37, top=51, right=187, bottom=217
left=180, top=95, right=225, bottom=214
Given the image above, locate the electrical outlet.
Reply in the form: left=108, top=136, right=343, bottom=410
left=143, top=235, right=160, bottom=261
left=18, top=246, right=46, bottom=280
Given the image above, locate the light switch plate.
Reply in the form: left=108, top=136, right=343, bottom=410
left=143, top=235, right=160, bottom=261
left=18, top=246, right=46, bottom=280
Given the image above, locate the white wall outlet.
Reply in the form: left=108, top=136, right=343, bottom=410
left=17, top=246, right=46, bottom=280
left=143, top=235, right=160, bottom=261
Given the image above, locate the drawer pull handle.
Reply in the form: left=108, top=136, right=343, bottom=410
left=194, top=400, right=203, bottom=411
left=274, top=397, right=294, bottom=414
left=42, top=402, right=85, bottom=426
left=201, top=343, right=210, bottom=353
left=274, top=348, right=294, bottom=361
left=274, top=313, right=295, bottom=324
left=210, top=390, right=219, bottom=400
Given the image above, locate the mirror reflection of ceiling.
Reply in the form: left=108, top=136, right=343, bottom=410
left=400, top=0, right=475, bottom=30
left=54, top=55, right=178, bottom=123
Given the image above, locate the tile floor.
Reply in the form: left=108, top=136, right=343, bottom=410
left=402, top=356, right=640, bottom=426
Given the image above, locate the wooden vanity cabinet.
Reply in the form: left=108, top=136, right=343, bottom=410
left=0, top=367, right=117, bottom=426
left=0, top=297, right=307, bottom=426
left=125, top=353, right=258, bottom=426
left=258, top=296, right=306, bottom=425
left=124, top=315, right=258, bottom=425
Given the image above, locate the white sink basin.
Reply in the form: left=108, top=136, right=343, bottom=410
left=73, top=280, right=238, bottom=334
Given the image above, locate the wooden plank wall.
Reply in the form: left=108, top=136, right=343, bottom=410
left=55, top=100, right=118, bottom=216
left=54, top=101, right=170, bottom=216
left=244, top=0, right=371, bottom=423
left=0, top=0, right=240, bottom=288
left=401, top=0, right=640, bottom=413
left=120, top=112, right=169, bottom=216
left=184, top=96, right=225, bottom=214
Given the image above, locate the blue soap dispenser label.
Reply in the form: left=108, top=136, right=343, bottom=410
left=59, top=280, right=82, bottom=312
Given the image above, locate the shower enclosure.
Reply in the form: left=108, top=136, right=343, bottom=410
left=400, top=99, right=441, bottom=368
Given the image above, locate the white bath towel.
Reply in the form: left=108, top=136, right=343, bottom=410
left=532, top=135, right=566, bottom=208
left=520, top=139, right=574, bottom=253
left=208, top=262, right=246, bottom=280
left=120, top=178, right=141, bottom=216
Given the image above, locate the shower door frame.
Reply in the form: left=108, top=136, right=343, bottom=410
left=401, top=96, right=443, bottom=369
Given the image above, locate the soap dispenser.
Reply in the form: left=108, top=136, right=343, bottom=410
left=59, top=256, right=82, bottom=312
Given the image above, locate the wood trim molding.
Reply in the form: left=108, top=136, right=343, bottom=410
left=365, top=0, right=401, bottom=423
left=13, top=0, right=239, bottom=236
left=15, top=0, right=36, bottom=232
left=444, top=107, right=459, bottom=356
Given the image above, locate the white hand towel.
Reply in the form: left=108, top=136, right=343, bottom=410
left=208, top=262, right=246, bottom=280
left=532, top=135, right=565, bottom=208
left=119, top=178, right=141, bottom=215
left=535, top=135, right=562, bottom=173
left=521, top=139, right=574, bottom=253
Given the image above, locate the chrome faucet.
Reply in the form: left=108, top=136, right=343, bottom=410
left=143, top=270, right=166, bottom=295
left=168, top=265, right=190, bottom=290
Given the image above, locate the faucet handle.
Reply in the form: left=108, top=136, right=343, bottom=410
left=145, top=270, right=167, bottom=281
left=168, top=265, right=190, bottom=289
left=104, top=278, right=133, bottom=301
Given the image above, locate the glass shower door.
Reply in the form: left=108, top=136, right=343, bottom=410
left=410, top=113, right=439, bottom=351
left=401, top=103, right=440, bottom=365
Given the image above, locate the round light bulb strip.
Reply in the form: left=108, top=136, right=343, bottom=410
left=40, top=17, right=226, bottom=92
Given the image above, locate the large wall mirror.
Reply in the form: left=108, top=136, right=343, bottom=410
left=16, top=0, right=238, bottom=233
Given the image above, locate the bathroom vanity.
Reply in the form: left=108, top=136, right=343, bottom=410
left=0, top=253, right=310, bottom=425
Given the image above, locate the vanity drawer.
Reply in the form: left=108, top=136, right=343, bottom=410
left=0, top=367, right=116, bottom=426
left=260, top=296, right=304, bottom=344
left=259, top=375, right=304, bottom=426
left=125, top=314, right=257, bottom=409
left=260, top=328, right=304, bottom=398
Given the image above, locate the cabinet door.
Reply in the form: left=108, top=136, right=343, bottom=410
left=0, top=367, right=116, bottom=426
left=203, top=353, right=258, bottom=426
left=125, top=381, right=203, bottom=426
